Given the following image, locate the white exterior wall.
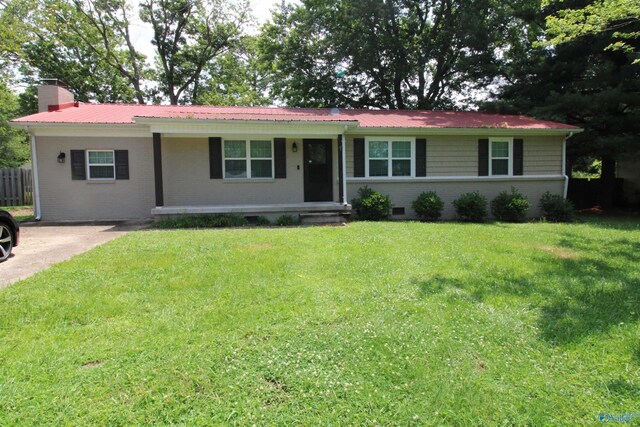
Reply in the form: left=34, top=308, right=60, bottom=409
left=35, top=136, right=155, bottom=221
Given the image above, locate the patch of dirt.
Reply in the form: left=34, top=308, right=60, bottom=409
left=82, top=360, right=103, bottom=369
left=536, top=245, right=581, bottom=260
left=474, top=357, right=487, bottom=372
left=8, top=209, right=32, bottom=217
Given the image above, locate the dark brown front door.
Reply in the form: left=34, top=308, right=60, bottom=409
left=303, top=139, right=333, bottom=202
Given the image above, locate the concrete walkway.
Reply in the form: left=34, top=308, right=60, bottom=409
left=0, top=222, right=145, bottom=288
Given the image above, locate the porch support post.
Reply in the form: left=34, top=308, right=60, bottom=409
left=153, top=132, right=164, bottom=207
left=338, top=135, right=344, bottom=204
left=339, top=132, right=347, bottom=205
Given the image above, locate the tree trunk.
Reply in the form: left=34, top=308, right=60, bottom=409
left=599, top=156, right=616, bottom=208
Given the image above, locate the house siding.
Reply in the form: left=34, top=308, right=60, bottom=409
left=35, top=136, right=155, bottom=221
left=162, top=137, right=340, bottom=206
left=346, top=135, right=563, bottom=178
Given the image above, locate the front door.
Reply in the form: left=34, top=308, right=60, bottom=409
left=303, top=139, right=333, bottom=202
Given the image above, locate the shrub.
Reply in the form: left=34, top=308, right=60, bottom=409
left=255, top=216, right=272, bottom=226
left=155, top=214, right=248, bottom=229
left=275, top=214, right=301, bottom=226
left=351, top=186, right=392, bottom=221
left=412, top=191, right=444, bottom=221
left=453, top=191, right=488, bottom=222
left=490, top=187, right=531, bottom=222
left=539, top=192, right=576, bottom=222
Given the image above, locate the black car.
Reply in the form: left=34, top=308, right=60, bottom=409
left=0, top=210, right=20, bottom=262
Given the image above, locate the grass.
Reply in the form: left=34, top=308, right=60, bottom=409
left=0, top=205, right=34, bottom=222
left=1, top=219, right=639, bottom=425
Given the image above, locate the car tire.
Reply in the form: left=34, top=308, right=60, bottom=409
left=0, top=222, right=13, bottom=262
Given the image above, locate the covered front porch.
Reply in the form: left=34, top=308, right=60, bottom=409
left=143, top=117, right=354, bottom=223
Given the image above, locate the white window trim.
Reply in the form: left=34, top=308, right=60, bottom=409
left=86, top=149, right=115, bottom=181
left=364, top=137, right=415, bottom=178
left=489, top=137, right=513, bottom=177
left=222, top=138, right=275, bottom=180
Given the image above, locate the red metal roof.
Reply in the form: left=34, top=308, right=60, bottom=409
left=11, top=103, right=579, bottom=129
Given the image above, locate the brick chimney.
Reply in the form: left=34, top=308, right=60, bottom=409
left=38, top=79, right=76, bottom=112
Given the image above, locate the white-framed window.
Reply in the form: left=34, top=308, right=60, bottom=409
left=87, top=150, right=115, bottom=180
left=365, top=137, right=414, bottom=177
left=489, top=138, right=513, bottom=176
left=223, top=139, right=274, bottom=179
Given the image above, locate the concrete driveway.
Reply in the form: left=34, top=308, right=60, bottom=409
left=0, top=222, right=145, bottom=288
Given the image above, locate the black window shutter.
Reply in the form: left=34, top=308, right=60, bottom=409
left=354, top=138, right=365, bottom=177
left=71, top=150, right=86, bottom=180
left=415, top=138, right=427, bottom=177
left=274, top=138, right=286, bottom=178
left=478, top=139, right=489, bottom=176
left=513, top=138, right=524, bottom=176
left=114, top=150, right=129, bottom=180
left=209, top=137, right=223, bottom=179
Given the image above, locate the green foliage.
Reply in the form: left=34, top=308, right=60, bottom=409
left=195, top=37, right=270, bottom=106
left=539, top=192, right=576, bottom=222
left=411, top=191, right=444, bottom=221
left=254, top=216, right=271, bottom=226
left=453, top=191, right=488, bottom=222
left=571, top=158, right=602, bottom=179
left=275, top=214, right=301, bottom=226
left=490, top=187, right=531, bottom=223
left=1, top=221, right=639, bottom=424
left=351, top=186, right=392, bottom=221
left=0, top=80, right=29, bottom=167
left=154, top=214, right=248, bottom=229
left=257, top=0, right=523, bottom=108
left=543, top=0, right=640, bottom=63
left=139, top=0, right=251, bottom=104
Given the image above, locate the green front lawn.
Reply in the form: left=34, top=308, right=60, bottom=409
left=1, top=220, right=639, bottom=425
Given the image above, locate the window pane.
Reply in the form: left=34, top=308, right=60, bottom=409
left=492, top=159, right=509, bottom=175
left=88, top=151, right=113, bottom=165
left=89, top=165, right=114, bottom=179
left=251, top=160, right=272, bottom=178
left=225, top=160, right=247, bottom=178
left=369, top=141, right=388, bottom=158
left=369, top=159, right=388, bottom=176
left=392, top=141, right=411, bottom=158
left=225, top=140, right=246, bottom=158
left=492, top=141, right=509, bottom=158
left=392, top=159, right=411, bottom=176
left=250, top=140, right=271, bottom=158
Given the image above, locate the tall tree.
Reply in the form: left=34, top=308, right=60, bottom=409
left=65, top=0, right=151, bottom=103
left=1, top=0, right=146, bottom=103
left=257, top=0, right=520, bottom=109
left=139, top=0, right=251, bottom=105
left=0, top=80, right=29, bottom=167
left=195, top=36, right=270, bottom=106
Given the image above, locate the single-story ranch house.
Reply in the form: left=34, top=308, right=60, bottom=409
left=11, top=81, right=582, bottom=222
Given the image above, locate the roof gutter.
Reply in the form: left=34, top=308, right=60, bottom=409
left=562, top=131, right=575, bottom=199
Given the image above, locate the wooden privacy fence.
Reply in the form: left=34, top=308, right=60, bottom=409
left=0, top=168, right=33, bottom=207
